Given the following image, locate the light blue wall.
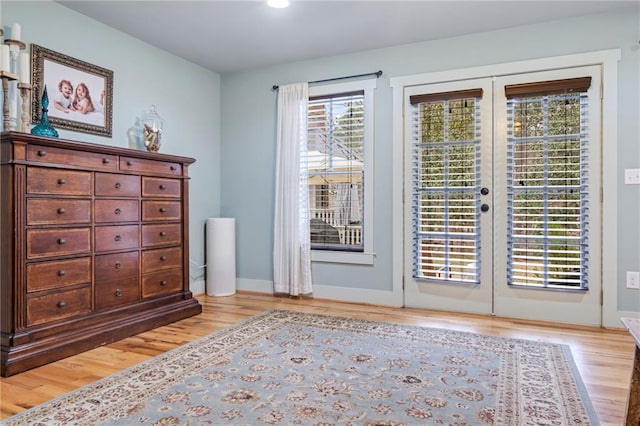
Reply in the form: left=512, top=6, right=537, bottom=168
left=221, top=9, right=640, bottom=311
left=2, top=1, right=221, bottom=290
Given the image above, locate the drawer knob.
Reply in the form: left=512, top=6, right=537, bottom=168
left=159, top=208, right=167, bottom=213
left=57, top=238, right=66, bottom=245
left=159, top=184, right=167, bottom=190
left=57, top=301, right=66, bottom=308
left=127, top=161, right=133, bottom=166
left=114, top=235, right=121, bottom=242
left=160, top=280, right=168, bottom=286
left=160, top=256, right=167, bottom=261
left=57, top=208, right=66, bottom=214
left=114, top=182, right=121, bottom=189
left=170, top=166, right=176, bottom=171
left=114, top=208, right=122, bottom=215
left=160, top=231, right=167, bottom=237
left=58, top=178, right=67, bottom=185
left=115, top=289, right=123, bottom=297
left=37, top=150, right=47, bottom=157
left=115, top=261, right=122, bottom=269
left=102, top=158, right=110, bottom=164
left=58, top=270, right=66, bottom=276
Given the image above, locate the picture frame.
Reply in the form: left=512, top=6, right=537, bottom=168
left=31, top=44, right=113, bottom=137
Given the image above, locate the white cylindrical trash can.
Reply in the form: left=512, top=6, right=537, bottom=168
left=205, top=218, right=236, bottom=296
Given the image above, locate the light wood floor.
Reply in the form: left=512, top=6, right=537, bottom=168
left=0, top=292, right=635, bottom=425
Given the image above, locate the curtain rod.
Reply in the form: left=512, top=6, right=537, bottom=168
left=272, top=70, right=382, bottom=91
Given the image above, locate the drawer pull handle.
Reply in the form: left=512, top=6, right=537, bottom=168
left=115, top=261, right=122, bottom=269
left=160, top=231, right=167, bottom=237
left=57, top=208, right=66, bottom=214
left=159, top=184, right=167, bottom=190
left=160, top=280, right=168, bottom=286
left=170, top=166, right=176, bottom=171
left=114, top=208, right=122, bottom=215
left=127, top=161, right=133, bottom=166
left=57, top=301, right=66, bottom=308
left=37, top=150, right=47, bottom=157
left=160, top=256, right=167, bottom=261
left=159, top=208, right=167, bottom=213
left=114, top=182, right=121, bottom=189
left=102, top=158, right=110, bottom=164
left=115, top=289, right=123, bottom=297
left=114, top=235, right=121, bottom=242
left=58, top=178, right=67, bottom=185
left=57, top=238, right=66, bottom=245
left=58, top=270, right=66, bottom=276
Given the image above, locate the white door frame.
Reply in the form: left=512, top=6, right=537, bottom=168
left=390, top=49, right=622, bottom=327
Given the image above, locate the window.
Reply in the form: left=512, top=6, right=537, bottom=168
left=305, top=80, right=375, bottom=263
left=505, top=77, right=591, bottom=289
left=410, top=89, right=483, bottom=283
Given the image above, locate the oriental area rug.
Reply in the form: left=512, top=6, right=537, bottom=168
left=1, top=309, right=599, bottom=426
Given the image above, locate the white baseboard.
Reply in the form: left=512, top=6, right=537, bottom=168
left=237, top=278, right=273, bottom=293
left=190, top=278, right=205, bottom=296
left=604, top=308, right=640, bottom=329
left=236, top=278, right=401, bottom=307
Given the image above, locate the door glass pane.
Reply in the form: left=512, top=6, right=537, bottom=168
left=506, top=93, right=589, bottom=288
left=412, top=98, right=481, bottom=283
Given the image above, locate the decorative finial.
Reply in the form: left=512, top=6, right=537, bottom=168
left=31, top=85, right=59, bottom=137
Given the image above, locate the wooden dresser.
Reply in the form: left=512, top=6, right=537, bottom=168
left=0, top=132, right=202, bottom=376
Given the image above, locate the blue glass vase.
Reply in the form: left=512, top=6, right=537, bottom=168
left=31, top=85, right=59, bottom=138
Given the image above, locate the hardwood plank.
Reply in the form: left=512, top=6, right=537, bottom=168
left=0, top=292, right=635, bottom=425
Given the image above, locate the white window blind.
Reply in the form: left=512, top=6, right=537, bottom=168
left=306, top=91, right=364, bottom=251
left=410, top=89, right=482, bottom=283
left=506, top=77, right=591, bottom=289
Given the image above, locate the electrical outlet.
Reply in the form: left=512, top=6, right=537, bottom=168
left=627, top=271, right=640, bottom=289
left=624, top=169, right=640, bottom=185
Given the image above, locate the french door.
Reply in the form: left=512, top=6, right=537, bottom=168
left=403, top=66, right=602, bottom=326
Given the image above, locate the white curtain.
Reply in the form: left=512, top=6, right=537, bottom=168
left=273, top=83, right=313, bottom=296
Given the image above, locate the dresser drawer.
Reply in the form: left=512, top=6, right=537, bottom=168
left=27, top=144, right=117, bottom=171
left=95, top=173, right=141, bottom=197
left=26, top=257, right=92, bottom=293
left=120, top=156, right=182, bottom=176
left=95, top=276, right=140, bottom=310
left=95, top=225, right=139, bottom=252
left=27, top=285, right=92, bottom=326
left=142, top=177, right=181, bottom=198
left=94, top=199, right=139, bottom=223
left=27, top=199, right=91, bottom=225
left=142, top=247, right=182, bottom=273
left=95, top=251, right=139, bottom=281
left=142, top=268, right=183, bottom=298
left=27, top=228, right=91, bottom=259
left=142, top=224, right=181, bottom=247
left=142, top=201, right=181, bottom=222
left=27, top=168, right=92, bottom=196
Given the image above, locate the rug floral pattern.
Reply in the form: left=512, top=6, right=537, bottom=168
left=1, top=310, right=598, bottom=425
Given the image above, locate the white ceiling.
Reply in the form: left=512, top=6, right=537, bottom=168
left=57, top=1, right=634, bottom=74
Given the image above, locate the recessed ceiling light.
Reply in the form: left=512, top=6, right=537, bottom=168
left=267, top=0, right=290, bottom=8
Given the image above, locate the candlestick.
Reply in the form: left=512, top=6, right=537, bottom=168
left=3, top=39, right=26, bottom=131
left=18, top=83, right=31, bottom=133
left=1, top=71, right=19, bottom=131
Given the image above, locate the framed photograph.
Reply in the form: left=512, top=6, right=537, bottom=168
left=31, top=44, right=113, bottom=137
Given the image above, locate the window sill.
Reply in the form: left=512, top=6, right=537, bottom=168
left=311, top=250, right=375, bottom=265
